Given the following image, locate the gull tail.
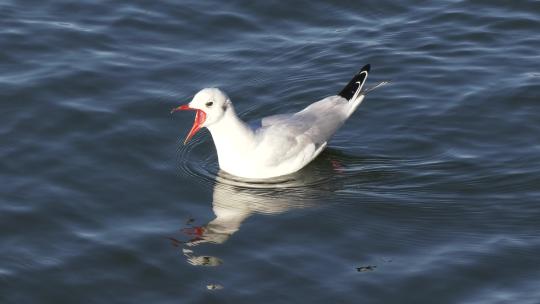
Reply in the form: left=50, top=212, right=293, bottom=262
left=338, top=64, right=370, bottom=102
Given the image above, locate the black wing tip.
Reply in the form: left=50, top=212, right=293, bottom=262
left=361, top=64, right=371, bottom=73
left=337, top=64, right=371, bottom=100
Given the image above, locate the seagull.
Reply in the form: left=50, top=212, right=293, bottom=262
left=172, top=64, right=386, bottom=179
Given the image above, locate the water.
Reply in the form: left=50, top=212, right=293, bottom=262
left=1, top=1, right=540, bottom=303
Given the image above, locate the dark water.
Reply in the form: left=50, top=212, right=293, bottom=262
left=2, top=1, right=540, bottom=303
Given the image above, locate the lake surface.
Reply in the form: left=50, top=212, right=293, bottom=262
left=1, top=1, right=540, bottom=303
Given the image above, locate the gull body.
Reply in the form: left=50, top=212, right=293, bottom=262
left=173, top=64, right=379, bottom=179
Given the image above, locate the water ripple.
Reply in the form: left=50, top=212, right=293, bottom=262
left=2, top=0, right=540, bottom=302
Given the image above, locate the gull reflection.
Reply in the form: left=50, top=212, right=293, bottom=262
left=188, top=179, right=316, bottom=246
left=182, top=248, right=223, bottom=266
left=177, top=149, right=351, bottom=266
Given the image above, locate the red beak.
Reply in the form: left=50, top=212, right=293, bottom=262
left=171, top=104, right=207, bottom=144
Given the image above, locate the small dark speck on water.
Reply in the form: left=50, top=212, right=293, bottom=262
left=357, top=265, right=377, bottom=272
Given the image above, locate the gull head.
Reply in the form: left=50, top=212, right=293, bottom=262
left=171, top=88, right=231, bottom=144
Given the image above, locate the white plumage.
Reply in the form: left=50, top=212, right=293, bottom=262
left=172, top=64, right=381, bottom=179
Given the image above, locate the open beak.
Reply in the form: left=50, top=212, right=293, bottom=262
left=171, top=104, right=207, bottom=144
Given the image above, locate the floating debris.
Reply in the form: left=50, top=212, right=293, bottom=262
left=207, top=284, right=224, bottom=290
left=357, top=265, right=377, bottom=272
left=185, top=216, right=195, bottom=225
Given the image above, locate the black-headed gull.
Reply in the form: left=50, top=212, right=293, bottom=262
left=172, top=64, right=384, bottom=179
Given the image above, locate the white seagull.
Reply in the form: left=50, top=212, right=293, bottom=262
left=172, top=64, right=385, bottom=179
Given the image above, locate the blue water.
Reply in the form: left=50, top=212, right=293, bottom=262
left=1, top=1, right=540, bottom=303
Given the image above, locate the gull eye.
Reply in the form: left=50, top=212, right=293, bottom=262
left=205, top=101, right=214, bottom=107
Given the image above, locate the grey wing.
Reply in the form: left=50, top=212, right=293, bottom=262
left=261, top=113, right=295, bottom=127
left=257, top=95, right=352, bottom=167
left=256, top=114, right=337, bottom=167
